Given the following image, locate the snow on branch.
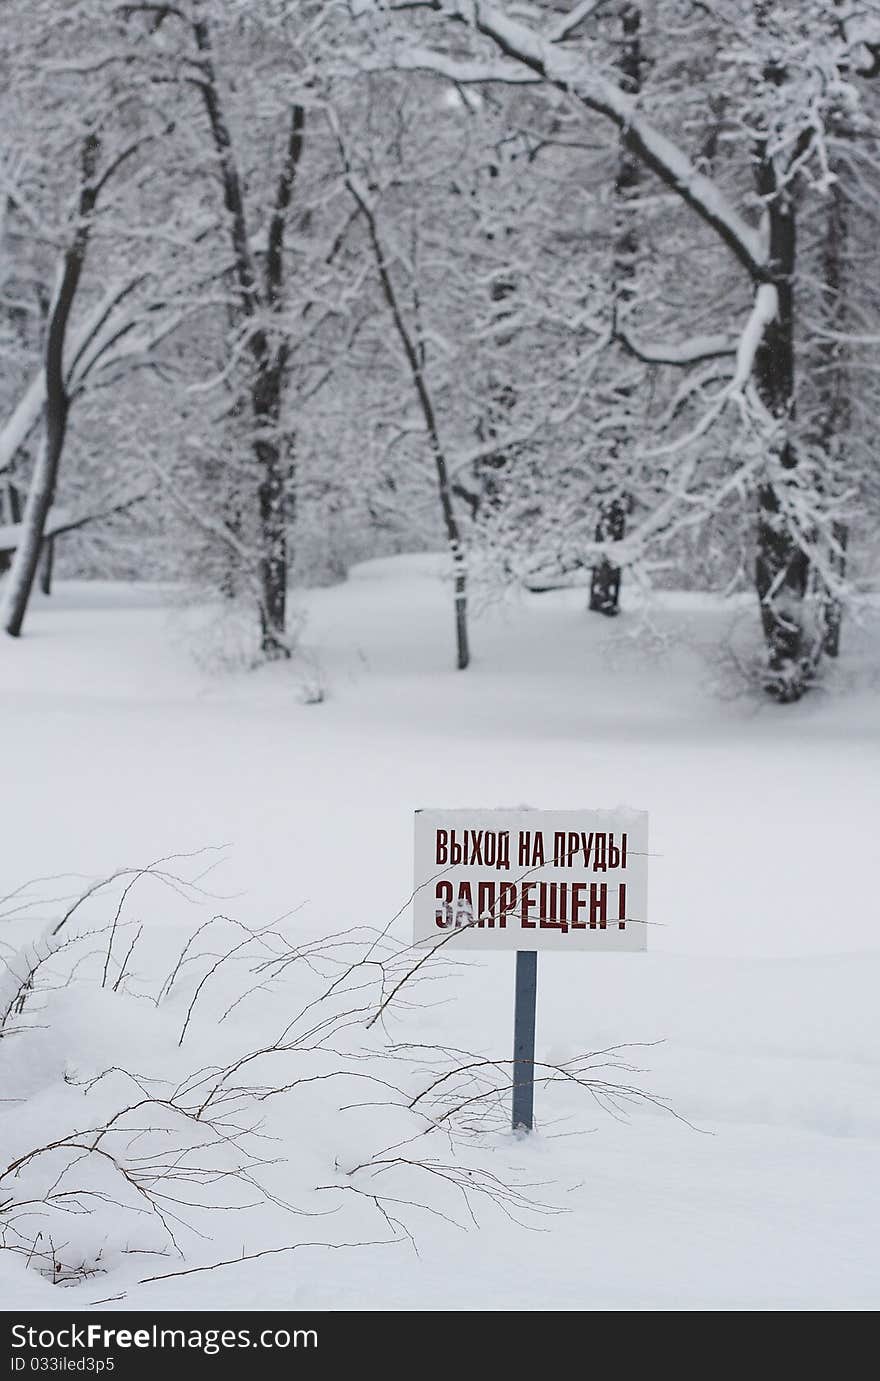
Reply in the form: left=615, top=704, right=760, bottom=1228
left=731, top=283, right=778, bottom=395
left=365, top=0, right=767, bottom=279
left=0, top=375, right=45, bottom=479
left=616, top=330, right=738, bottom=368
left=546, top=1, right=608, bottom=45
left=0, top=277, right=155, bottom=478
left=372, top=46, right=540, bottom=85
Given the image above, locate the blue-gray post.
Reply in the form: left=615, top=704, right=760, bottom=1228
left=512, top=950, right=537, bottom=1131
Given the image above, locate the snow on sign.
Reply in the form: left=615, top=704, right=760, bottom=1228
left=413, top=808, right=648, bottom=952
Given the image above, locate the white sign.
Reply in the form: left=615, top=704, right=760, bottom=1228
left=413, top=808, right=648, bottom=952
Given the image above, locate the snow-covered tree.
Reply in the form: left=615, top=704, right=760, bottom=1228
left=348, top=0, right=880, bottom=699
left=0, top=0, right=184, bottom=631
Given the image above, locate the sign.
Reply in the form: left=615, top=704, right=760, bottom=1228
left=413, top=807, right=649, bottom=1131
left=413, top=807, right=648, bottom=952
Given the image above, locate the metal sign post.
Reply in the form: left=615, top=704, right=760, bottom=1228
left=413, top=807, right=648, bottom=1138
left=512, top=950, right=537, bottom=1131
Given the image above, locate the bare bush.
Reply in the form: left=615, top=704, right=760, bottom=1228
left=1, top=855, right=675, bottom=1295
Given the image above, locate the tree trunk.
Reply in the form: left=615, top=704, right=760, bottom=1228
left=4, top=428, right=66, bottom=637
left=9, top=479, right=21, bottom=524
left=249, top=102, right=304, bottom=661
left=822, top=520, right=846, bottom=658
left=39, top=534, right=54, bottom=596
left=440, top=477, right=470, bottom=671
left=588, top=496, right=626, bottom=615
left=818, top=178, right=849, bottom=658
left=194, top=14, right=303, bottom=660
left=590, top=2, right=641, bottom=616
left=254, top=420, right=290, bottom=661
left=346, top=168, right=470, bottom=670
left=0, top=479, right=21, bottom=575
left=752, top=162, right=809, bottom=701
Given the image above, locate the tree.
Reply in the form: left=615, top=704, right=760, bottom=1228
left=330, top=90, right=474, bottom=669
left=351, top=0, right=880, bottom=699
left=589, top=0, right=643, bottom=618
left=0, top=0, right=186, bottom=634
left=110, top=2, right=311, bottom=657
left=325, top=71, right=622, bottom=666
left=3, top=136, right=102, bottom=637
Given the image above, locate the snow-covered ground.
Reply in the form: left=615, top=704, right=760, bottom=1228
left=1, top=557, right=879, bottom=1312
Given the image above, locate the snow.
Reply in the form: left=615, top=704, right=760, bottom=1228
left=618, top=330, right=737, bottom=367
left=732, top=283, right=779, bottom=393
left=1, top=556, right=879, bottom=1311
left=547, top=1, right=606, bottom=45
